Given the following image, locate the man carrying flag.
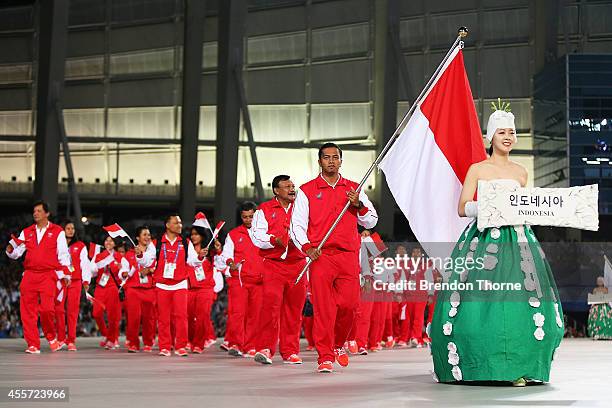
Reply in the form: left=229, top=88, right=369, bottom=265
left=290, top=143, right=378, bottom=373
left=5, top=201, right=72, bottom=353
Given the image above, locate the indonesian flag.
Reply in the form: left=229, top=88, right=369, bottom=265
left=103, top=223, right=129, bottom=239
left=193, top=212, right=212, bottom=230
left=379, top=47, right=486, bottom=260
left=207, top=221, right=226, bottom=247
left=86, top=291, right=105, bottom=310
left=56, top=280, right=64, bottom=302
left=362, top=232, right=388, bottom=258
left=88, top=242, right=102, bottom=260
left=9, top=234, right=25, bottom=248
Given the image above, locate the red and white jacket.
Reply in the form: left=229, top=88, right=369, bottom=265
left=137, top=234, right=201, bottom=291
left=249, top=197, right=305, bottom=262
left=124, top=246, right=155, bottom=289
left=290, top=174, right=378, bottom=254
left=91, top=249, right=129, bottom=288
left=6, top=222, right=71, bottom=277
left=217, top=225, right=264, bottom=285
left=68, top=241, right=91, bottom=282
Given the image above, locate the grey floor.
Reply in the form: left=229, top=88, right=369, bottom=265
left=0, top=337, right=610, bottom=408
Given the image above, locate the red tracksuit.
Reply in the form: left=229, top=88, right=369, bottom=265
left=54, top=241, right=88, bottom=344
left=92, top=250, right=124, bottom=343
left=142, top=234, right=200, bottom=352
left=220, top=225, right=264, bottom=352
left=124, top=248, right=157, bottom=349
left=251, top=198, right=307, bottom=359
left=187, top=247, right=216, bottom=350
left=290, top=175, right=378, bottom=364
left=7, top=222, right=71, bottom=349
left=398, top=259, right=428, bottom=343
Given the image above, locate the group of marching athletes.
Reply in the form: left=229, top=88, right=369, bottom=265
left=4, top=142, right=435, bottom=373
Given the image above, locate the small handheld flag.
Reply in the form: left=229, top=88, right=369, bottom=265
left=103, top=223, right=136, bottom=247
left=206, top=221, right=226, bottom=248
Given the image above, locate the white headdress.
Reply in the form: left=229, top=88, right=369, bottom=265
left=486, top=99, right=516, bottom=143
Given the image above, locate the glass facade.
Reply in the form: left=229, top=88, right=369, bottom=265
left=534, top=54, right=612, bottom=214
left=2, top=0, right=612, bottom=203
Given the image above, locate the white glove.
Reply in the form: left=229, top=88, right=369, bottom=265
left=464, top=201, right=478, bottom=218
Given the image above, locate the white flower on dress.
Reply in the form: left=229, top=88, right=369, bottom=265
left=533, top=312, right=545, bottom=327
left=520, top=259, right=536, bottom=275
left=485, top=243, right=499, bottom=254
left=460, top=270, right=469, bottom=283
left=448, top=352, right=460, bottom=366
left=490, top=228, right=501, bottom=240
left=451, top=365, right=463, bottom=381
left=550, top=287, right=558, bottom=303
left=447, top=342, right=457, bottom=353
left=466, top=251, right=474, bottom=260
left=443, top=321, right=453, bottom=336
left=448, top=307, right=458, bottom=318
left=534, top=327, right=545, bottom=341
left=483, top=255, right=498, bottom=270
left=523, top=277, right=536, bottom=292
left=458, top=241, right=465, bottom=251
left=528, top=297, right=541, bottom=308
left=554, top=304, right=563, bottom=328
left=432, top=371, right=439, bottom=383
left=469, top=237, right=479, bottom=251
left=450, top=291, right=461, bottom=307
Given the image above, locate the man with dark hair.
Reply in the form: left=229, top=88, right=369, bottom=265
left=216, top=201, right=264, bottom=357
left=318, top=142, right=342, bottom=160
left=290, top=143, right=378, bottom=373
left=5, top=200, right=72, bottom=353
left=137, top=214, right=205, bottom=357
left=250, top=175, right=306, bottom=365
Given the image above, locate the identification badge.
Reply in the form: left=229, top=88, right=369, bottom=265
left=139, top=272, right=148, bottom=284
left=163, top=262, right=176, bottom=279
left=194, top=265, right=205, bottom=282
left=99, top=273, right=109, bottom=287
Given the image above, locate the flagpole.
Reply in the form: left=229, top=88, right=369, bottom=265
left=295, top=27, right=469, bottom=285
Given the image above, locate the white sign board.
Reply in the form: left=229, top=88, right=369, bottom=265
left=477, top=181, right=599, bottom=231
left=588, top=293, right=612, bottom=305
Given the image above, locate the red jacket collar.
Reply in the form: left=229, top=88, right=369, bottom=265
left=316, top=174, right=345, bottom=189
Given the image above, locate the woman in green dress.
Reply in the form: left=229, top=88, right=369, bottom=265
left=430, top=105, right=564, bottom=386
left=587, top=276, right=612, bottom=340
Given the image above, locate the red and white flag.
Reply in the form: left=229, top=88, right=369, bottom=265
left=379, top=47, right=486, bottom=260
left=9, top=234, right=25, bottom=248
left=206, top=221, right=226, bottom=248
left=85, top=291, right=105, bottom=310
left=211, top=221, right=225, bottom=239
left=362, top=232, right=388, bottom=258
left=103, top=223, right=129, bottom=239
left=193, top=212, right=212, bottom=231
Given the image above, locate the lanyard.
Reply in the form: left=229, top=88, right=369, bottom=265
left=162, top=242, right=181, bottom=265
